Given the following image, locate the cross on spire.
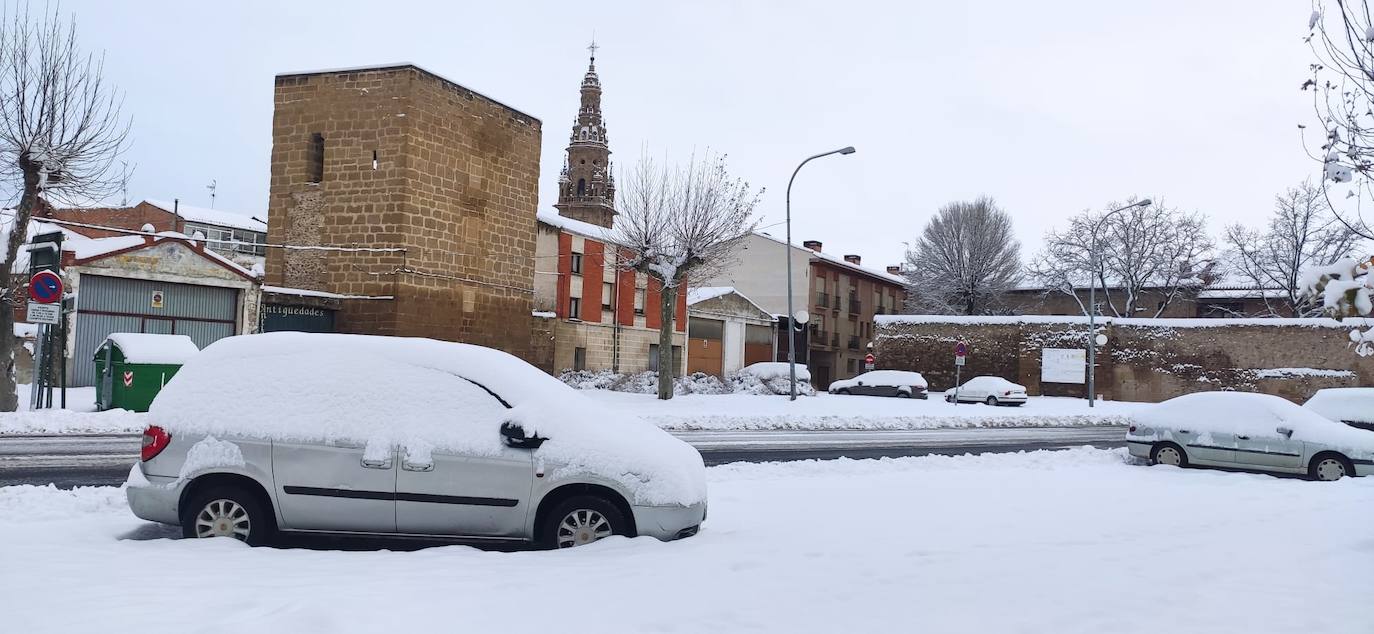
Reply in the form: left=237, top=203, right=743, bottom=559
left=587, top=37, right=598, bottom=62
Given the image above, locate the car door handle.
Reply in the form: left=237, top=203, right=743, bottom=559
left=1177, top=429, right=1190, bottom=434
left=1236, top=435, right=1250, bottom=440
left=402, top=461, right=434, bottom=472
left=361, top=458, right=392, bottom=469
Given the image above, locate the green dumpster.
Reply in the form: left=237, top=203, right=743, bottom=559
left=94, top=333, right=200, bottom=412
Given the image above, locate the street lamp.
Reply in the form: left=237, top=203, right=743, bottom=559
left=1086, top=198, right=1152, bottom=408
left=785, top=146, right=856, bottom=401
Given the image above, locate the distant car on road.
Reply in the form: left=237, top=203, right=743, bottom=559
left=1126, top=391, right=1374, bottom=481
left=126, top=333, right=708, bottom=548
left=943, top=376, right=1027, bottom=406
left=828, top=370, right=928, bottom=399
left=1303, top=387, right=1374, bottom=432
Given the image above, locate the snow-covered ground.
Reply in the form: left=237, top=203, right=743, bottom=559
left=1, top=448, right=1369, bottom=633
left=0, top=385, right=139, bottom=434
left=586, top=390, right=1146, bottom=430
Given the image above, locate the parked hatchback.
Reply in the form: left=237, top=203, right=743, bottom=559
left=1126, top=391, right=1374, bottom=480
left=126, top=333, right=708, bottom=548
left=828, top=370, right=928, bottom=398
left=944, top=376, right=1027, bottom=406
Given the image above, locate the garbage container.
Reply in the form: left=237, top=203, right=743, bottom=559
left=94, top=333, right=200, bottom=412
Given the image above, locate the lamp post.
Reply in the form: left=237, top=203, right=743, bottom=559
left=1086, top=198, right=1152, bottom=408
left=785, top=146, right=856, bottom=401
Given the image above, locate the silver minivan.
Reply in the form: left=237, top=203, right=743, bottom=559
left=126, top=333, right=709, bottom=548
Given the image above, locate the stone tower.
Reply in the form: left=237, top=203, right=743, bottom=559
left=554, top=43, right=616, bottom=228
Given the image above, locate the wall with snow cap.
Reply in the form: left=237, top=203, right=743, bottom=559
left=875, top=316, right=1374, bottom=403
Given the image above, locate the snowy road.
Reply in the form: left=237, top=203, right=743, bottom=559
left=0, top=426, right=1126, bottom=486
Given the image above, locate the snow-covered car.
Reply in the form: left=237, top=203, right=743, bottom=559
left=1126, top=391, right=1374, bottom=481
left=1303, top=387, right=1374, bottom=432
left=126, top=333, right=708, bottom=548
left=827, top=370, right=928, bottom=399
left=943, top=376, right=1027, bottom=406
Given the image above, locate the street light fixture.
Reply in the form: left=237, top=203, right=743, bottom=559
left=1086, top=198, right=1152, bottom=408
left=785, top=146, right=856, bottom=401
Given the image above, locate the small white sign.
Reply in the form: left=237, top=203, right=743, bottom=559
left=1041, top=347, right=1086, bottom=384
left=954, top=356, right=966, bottom=366
left=26, top=301, right=59, bottom=324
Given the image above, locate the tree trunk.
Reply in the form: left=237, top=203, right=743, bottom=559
left=656, top=282, right=678, bottom=401
left=0, top=167, right=40, bottom=412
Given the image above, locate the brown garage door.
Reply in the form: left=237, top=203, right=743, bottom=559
left=687, top=318, right=724, bottom=376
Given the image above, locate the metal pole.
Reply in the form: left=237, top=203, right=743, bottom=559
left=785, top=146, right=855, bottom=401
left=1086, top=199, right=1152, bottom=408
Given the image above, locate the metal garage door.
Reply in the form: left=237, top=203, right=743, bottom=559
left=72, top=276, right=237, bottom=386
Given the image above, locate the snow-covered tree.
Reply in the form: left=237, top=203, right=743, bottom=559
left=1301, top=256, right=1374, bottom=355
left=1306, top=2, right=1374, bottom=239
left=1224, top=180, right=1363, bottom=316
left=902, top=196, right=1021, bottom=315
left=613, top=152, right=761, bottom=400
left=1027, top=199, right=1214, bottom=317
left=0, top=6, right=129, bottom=411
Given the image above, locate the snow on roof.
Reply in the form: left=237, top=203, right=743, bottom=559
left=808, top=246, right=905, bottom=285
left=149, top=333, right=706, bottom=506
left=66, top=231, right=257, bottom=279
left=261, top=285, right=392, bottom=301
left=143, top=199, right=266, bottom=233
left=536, top=209, right=617, bottom=243
left=687, top=286, right=736, bottom=305
left=875, top=314, right=1374, bottom=329
left=104, top=333, right=200, bottom=364
left=1195, top=287, right=1288, bottom=300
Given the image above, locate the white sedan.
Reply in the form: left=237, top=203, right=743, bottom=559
left=943, top=376, right=1027, bottom=406
left=827, top=370, right=928, bottom=399
left=1127, top=391, right=1374, bottom=481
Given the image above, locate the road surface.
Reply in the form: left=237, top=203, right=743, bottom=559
left=0, top=426, right=1126, bottom=487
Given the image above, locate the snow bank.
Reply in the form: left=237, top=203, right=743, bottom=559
left=877, top=314, right=1374, bottom=329
left=150, top=333, right=706, bottom=506
left=0, top=484, right=126, bottom=521
left=0, top=409, right=143, bottom=434
left=105, top=333, right=199, bottom=364
left=559, top=369, right=732, bottom=395
left=1303, top=387, right=1374, bottom=424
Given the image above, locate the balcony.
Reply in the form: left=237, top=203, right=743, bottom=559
left=816, top=293, right=830, bottom=308
left=812, top=330, right=831, bottom=348
left=848, top=300, right=861, bottom=315
left=831, top=333, right=839, bottom=348
left=847, top=336, right=861, bottom=351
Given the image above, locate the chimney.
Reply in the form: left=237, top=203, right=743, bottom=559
left=886, top=265, right=902, bottom=275
left=844, top=254, right=861, bottom=265
left=802, top=240, right=822, bottom=252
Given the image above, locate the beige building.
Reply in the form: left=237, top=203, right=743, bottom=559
left=685, top=287, right=777, bottom=376
left=264, top=63, right=542, bottom=358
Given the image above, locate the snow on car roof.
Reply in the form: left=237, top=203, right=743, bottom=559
left=150, top=333, right=706, bottom=505
left=1135, top=391, right=1374, bottom=452
left=831, top=370, right=927, bottom=389
left=104, top=333, right=199, bottom=364
left=1304, top=387, right=1374, bottom=424
left=741, top=361, right=811, bottom=382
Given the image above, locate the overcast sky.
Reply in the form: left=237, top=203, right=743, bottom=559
left=64, top=0, right=1317, bottom=269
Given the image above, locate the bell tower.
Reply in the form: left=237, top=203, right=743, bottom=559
left=554, top=41, right=616, bottom=228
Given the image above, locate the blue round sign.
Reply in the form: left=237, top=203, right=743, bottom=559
left=954, top=341, right=968, bottom=357
left=28, top=270, right=62, bottom=304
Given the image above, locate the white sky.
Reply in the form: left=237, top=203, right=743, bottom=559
left=65, top=0, right=1318, bottom=268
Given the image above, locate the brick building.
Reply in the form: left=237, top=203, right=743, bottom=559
left=802, top=240, right=906, bottom=388
left=263, top=64, right=542, bottom=357
left=532, top=51, right=687, bottom=375
left=1001, top=283, right=1293, bottom=318
left=39, top=199, right=267, bottom=265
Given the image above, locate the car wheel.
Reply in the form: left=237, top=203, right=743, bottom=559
left=896, top=390, right=911, bottom=398
left=1150, top=443, right=1188, bottom=468
left=1309, top=453, right=1355, bottom=481
left=542, top=495, right=628, bottom=549
left=945, top=394, right=955, bottom=403
left=985, top=395, right=998, bottom=406
left=838, top=389, right=851, bottom=396
left=181, top=485, right=273, bottom=546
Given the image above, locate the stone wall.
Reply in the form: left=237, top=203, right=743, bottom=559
left=552, top=320, right=686, bottom=375
left=874, top=315, right=1374, bottom=403
left=266, top=64, right=541, bottom=358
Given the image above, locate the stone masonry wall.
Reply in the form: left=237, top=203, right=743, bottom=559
left=875, top=316, right=1374, bottom=403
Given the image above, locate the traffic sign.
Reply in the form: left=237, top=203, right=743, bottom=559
left=954, top=341, right=968, bottom=357
left=864, top=353, right=875, bottom=371
left=26, top=301, right=59, bottom=324
left=28, top=270, right=61, bottom=304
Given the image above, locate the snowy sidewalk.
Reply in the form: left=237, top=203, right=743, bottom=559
left=1, top=448, right=1370, bottom=633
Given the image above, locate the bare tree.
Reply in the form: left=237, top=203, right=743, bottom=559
left=1027, top=199, right=1214, bottom=318
left=1305, top=2, right=1374, bottom=239
left=1224, top=180, right=1364, bottom=316
left=902, top=196, right=1021, bottom=315
left=0, top=5, right=130, bottom=411
left=614, top=152, right=761, bottom=400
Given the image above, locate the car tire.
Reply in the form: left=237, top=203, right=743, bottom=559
left=945, top=394, right=955, bottom=403
left=896, top=390, right=911, bottom=398
left=838, top=389, right=851, bottom=396
left=541, top=495, right=629, bottom=549
left=985, top=395, right=998, bottom=406
left=1150, top=443, right=1188, bottom=468
left=181, top=485, right=274, bottom=546
left=1309, top=452, right=1355, bottom=481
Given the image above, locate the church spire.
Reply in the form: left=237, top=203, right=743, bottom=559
left=555, top=40, right=616, bottom=229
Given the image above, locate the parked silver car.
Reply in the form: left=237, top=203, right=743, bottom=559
left=827, top=370, right=928, bottom=398
left=943, top=376, right=1027, bottom=406
left=126, top=333, right=708, bottom=548
left=1126, top=391, right=1374, bottom=481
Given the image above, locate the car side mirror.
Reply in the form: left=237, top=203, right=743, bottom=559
left=1276, top=426, right=1293, bottom=438
left=500, top=422, right=546, bottom=449
left=857, top=381, right=864, bottom=386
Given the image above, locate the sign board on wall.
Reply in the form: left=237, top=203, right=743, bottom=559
left=1041, top=348, right=1086, bottom=384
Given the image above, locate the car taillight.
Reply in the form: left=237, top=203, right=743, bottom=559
left=141, top=425, right=171, bottom=462
left=1128, top=425, right=1137, bottom=433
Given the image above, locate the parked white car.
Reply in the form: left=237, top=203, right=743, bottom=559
left=126, top=333, right=708, bottom=548
left=943, top=376, right=1027, bottom=406
left=1126, top=391, right=1374, bottom=481
left=1304, top=387, right=1374, bottom=432
left=828, top=370, right=928, bottom=399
